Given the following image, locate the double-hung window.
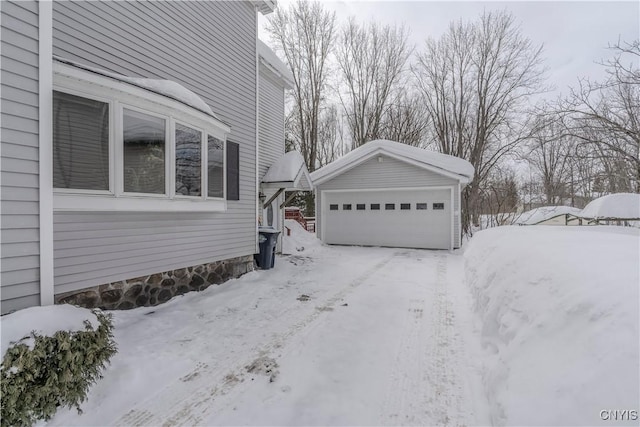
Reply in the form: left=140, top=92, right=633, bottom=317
left=52, top=61, right=232, bottom=212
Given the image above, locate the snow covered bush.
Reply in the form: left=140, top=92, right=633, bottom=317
left=1, top=308, right=117, bottom=427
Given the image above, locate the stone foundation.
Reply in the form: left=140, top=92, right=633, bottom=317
left=55, top=255, right=255, bottom=310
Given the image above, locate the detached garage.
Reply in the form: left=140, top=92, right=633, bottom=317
left=310, top=140, right=474, bottom=250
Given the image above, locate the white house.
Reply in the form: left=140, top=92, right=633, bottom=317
left=310, top=140, right=474, bottom=250
left=0, top=0, right=303, bottom=314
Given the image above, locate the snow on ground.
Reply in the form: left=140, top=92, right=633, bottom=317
left=465, top=225, right=640, bottom=426
left=282, top=219, right=322, bottom=255
left=4, top=223, right=636, bottom=426
left=42, top=225, right=488, bottom=426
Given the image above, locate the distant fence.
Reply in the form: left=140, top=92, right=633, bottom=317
left=285, top=208, right=315, bottom=232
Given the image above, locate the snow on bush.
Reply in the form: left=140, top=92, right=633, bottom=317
left=1, top=305, right=117, bottom=426
left=465, top=226, right=639, bottom=426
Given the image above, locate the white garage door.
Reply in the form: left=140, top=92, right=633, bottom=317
left=322, top=189, right=452, bottom=249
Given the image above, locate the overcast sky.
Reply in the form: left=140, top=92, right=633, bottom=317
left=259, top=1, right=639, bottom=100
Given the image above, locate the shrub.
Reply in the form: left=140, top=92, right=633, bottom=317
left=1, top=309, right=117, bottom=427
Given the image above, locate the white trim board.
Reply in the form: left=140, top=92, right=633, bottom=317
left=38, top=0, right=54, bottom=306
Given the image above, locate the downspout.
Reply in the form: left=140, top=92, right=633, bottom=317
left=254, top=6, right=260, bottom=254
left=38, top=0, right=54, bottom=305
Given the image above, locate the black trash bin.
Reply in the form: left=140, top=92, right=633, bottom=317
left=255, top=226, right=281, bottom=270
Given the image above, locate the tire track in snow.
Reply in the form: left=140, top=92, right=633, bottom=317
left=114, top=252, right=398, bottom=427
left=380, top=252, right=434, bottom=426
left=425, top=253, right=468, bottom=426
left=381, top=252, right=469, bottom=426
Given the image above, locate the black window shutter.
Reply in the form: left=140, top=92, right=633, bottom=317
left=226, top=141, right=240, bottom=201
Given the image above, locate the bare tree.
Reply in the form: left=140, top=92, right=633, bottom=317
left=378, top=93, right=429, bottom=147
left=336, top=19, right=412, bottom=148
left=562, top=40, right=640, bottom=193
left=413, top=11, right=546, bottom=233
left=266, top=1, right=337, bottom=172
left=478, top=166, right=520, bottom=228
left=524, top=111, right=575, bottom=205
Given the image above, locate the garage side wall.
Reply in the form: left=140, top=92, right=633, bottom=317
left=315, top=155, right=462, bottom=248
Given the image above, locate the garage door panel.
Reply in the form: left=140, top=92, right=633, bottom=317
left=323, top=189, right=451, bottom=249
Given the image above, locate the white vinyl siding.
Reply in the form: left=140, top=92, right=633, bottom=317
left=1, top=0, right=41, bottom=314
left=51, top=1, right=257, bottom=295
left=258, top=68, right=285, bottom=180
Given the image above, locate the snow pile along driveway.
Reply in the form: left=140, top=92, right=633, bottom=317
left=465, top=226, right=640, bottom=426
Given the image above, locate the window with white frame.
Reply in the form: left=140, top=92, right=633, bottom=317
left=52, top=62, right=232, bottom=212
left=175, top=123, right=202, bottom=197
left=53, top=91, right=110, bottom=191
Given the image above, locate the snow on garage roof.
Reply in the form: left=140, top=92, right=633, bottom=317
left=54, top=57, right=220, bottom=120
left=310, top=139, right=475, bottom=185
left=515, top=206, right=582, bottom=225
left=579, top=193, right=640, bottom=220
left=262, top=151, right=312, bottom=190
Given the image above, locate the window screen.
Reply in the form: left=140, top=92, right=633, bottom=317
left=385, top=203, right=395, bottom=210
left=53, top=91, right=109, bottom=190
left=123, top=109, right=166, bottom=194
left=226, top=141, right=240, bottom=200
left=356, top=204, right=365, bottom=210
left=401, top=203, right=411, bottom=210
left=207, top=135, right=224, bottom=198
left=433, top=203, right=445, bottom=210
left=371, top=203, right=380, bottom=210
left=175, top=123, right=201, bottom=196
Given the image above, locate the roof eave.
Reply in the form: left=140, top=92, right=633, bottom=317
left=252, top=0, right=276, bottom=15
left=312, top=147, right=472, bottom=186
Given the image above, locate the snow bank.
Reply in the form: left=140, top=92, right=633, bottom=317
left=515, top=205, right=582, bottom=225
left=465, top=226, right=639, bottom=426
left=580, top=193, right=640, bottom=220
left=1, top=305, right=99, bottom=358
left=282, top=219, right=322, bottom=255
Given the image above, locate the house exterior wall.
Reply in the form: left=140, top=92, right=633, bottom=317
left=1, top=0, right=41, bottom=314
left=315, top=154, right=462, bottom=248
left=51, top=1, right=258, bottom=296
left=258, top=67, right=285, bottom=181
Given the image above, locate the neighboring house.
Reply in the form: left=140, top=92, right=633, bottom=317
left=515, top=206, right=583, bottom=226
left=0, top=0, right=302, bottom=314
left=310, top=140, right=474, bottom=250
left=579, top=193, right=640, bottom=225
left=256, top=40, right=312, bottom=253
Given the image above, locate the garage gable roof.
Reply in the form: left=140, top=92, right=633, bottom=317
left=310, top=139, right=474, bottom=185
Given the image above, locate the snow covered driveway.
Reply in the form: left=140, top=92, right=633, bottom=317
left=49, top=244, right=487, bottom=426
